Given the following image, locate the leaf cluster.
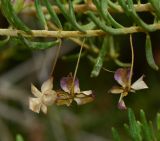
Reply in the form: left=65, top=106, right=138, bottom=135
left=0, top=0, right=159, bottom=72
left=112, top=108, right=160, bottom=141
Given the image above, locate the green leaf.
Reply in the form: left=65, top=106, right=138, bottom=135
left=124, top=123, right=131, bottom=137
left=107, top=0, right=120, bottom=12
left=91, top=36, right=108, bottom=77
left=148, top=0, right=160, bottom=20
left=118, top=0, right=155, bottom=32
left=145, top=34, right=159, bottom=70
left=1, top=0, right=31, bottom=33
left=55, top=0, right=86, bottom=32
left=87, top=55, right=96, bottom=64
left=140, top=110, right=153, bottom=141
left=16, top=134, right=24, bottom=141
left=68, top=0, right=85, bottom=32
left=101, top=0, right=123, bottom=28
left=44, top=0, right=62, bottom=29
left=93, top=0, right=111, bottom=25
left=157, top=113, right=160, bottom=140
left=87, top=11, right=122, bottom=35
left=112, top=127, right=122, bottom=141
left=117, top=0, right=131, bottom=18
left=114, top=59, right=131, bottom=67
left=149, top=121, right=157, bottom=141
left=81, top=21, right=96, bottom=30
left=93, top=0, right=123, bottom=28
left=55, top=0, right=68, bottom=18
left=157, top=113, right=160, bottom=130
left=128, top=108, right=142, bottom=141
left=19, top=35, right=59, bottom=50
left=35, top=0, right=48, bottom=30
left=112, top=109, right=160, bottom=141
left=0, top=36, right=10, bottom=47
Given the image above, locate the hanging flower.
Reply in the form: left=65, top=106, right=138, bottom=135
left=56, top=74, right=94, bottom=106
left=109, top=68, right=148, bottom=110
left=29, top=77, right=57, bottom=114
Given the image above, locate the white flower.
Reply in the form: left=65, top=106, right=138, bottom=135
left=29, top=77, right=57, bottom=114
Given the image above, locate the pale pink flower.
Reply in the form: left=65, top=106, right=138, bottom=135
left=109, top=68, right=148, bottom=110
left=56, top=74, right=94, bottom=106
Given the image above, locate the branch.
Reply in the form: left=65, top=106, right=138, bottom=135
left=22, top=3, right=153, bottom=16
left=1, top=23, right=160, bottom=38
left=47, top=21, right=99, bottom=53
left=0, top=29, right=105, bottom=37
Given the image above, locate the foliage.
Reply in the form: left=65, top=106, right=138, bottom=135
left=0, top=0, right=159, bottom=72
left=112, top=108, right=160, bottom=141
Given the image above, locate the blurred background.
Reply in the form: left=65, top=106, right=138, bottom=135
left=0, top=0, right=160, bottom=141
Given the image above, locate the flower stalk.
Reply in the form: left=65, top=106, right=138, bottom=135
left=128, top=34, right=134, bottom=88
left=71, top=38, right=85, bottom=95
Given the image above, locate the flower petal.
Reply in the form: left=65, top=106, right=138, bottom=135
left=109, top=86, right=124, bottom=94
left=118, top=99, right=127, bottom=110
left=131, top=75, right=148, bottom=90
left=60, top=77, right=71, bottom=93
left=114, top=68, right=130, bottom=87
left=80, top=90, right=92, bottom=95
left=31, top=84, right=41, bottom=97
left=41, top=77, right=53, bottom=93
left=60, top=75, right=80, bottom=93
left=41, top=104, right=47, bottom=114
left=42, top=90, right=57, bottom=106
left=29, top=97, right=41, bottom=113
left=56, top=91, right=73, bottom=106
left=74, top=93, right=94, bottom=105
left=74, top=78, right=80, bottom=93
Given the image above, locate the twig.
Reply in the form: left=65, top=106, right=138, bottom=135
left=86, top=0, right=93, bottom=5
left=1, top=23, right=160, bottom=37
left=47, top=21, right=99, bottom=53
left=86, top=0, right=94, bottom=10
left=0, top=28, right=105, bottom=37
left=22, top=3, right=153, bottom=15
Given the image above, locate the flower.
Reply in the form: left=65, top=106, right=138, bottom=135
left=29, top=77, right=57, bottom=114
left=56, top=74, right=94, bottom=106
left=109, top=68, right=148, bottom=110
